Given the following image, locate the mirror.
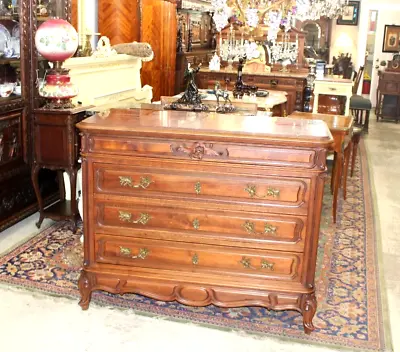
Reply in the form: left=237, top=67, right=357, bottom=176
left=301, top=19, right=330, bottom=62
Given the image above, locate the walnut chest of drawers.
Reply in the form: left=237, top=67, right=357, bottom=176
left=76, top=108, right=333, bottom=334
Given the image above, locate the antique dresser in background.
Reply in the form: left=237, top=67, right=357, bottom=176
left=197, top=69, right=308, bottom=115
left=376, top=69, right=400, bottom=123
left=77, top=108, right=333, bottom=334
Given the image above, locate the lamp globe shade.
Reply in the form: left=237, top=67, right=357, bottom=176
left=35, top=19, right=78, bottom=62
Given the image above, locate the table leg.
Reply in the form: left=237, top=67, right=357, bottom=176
left=332, top=150, right=343, bottom=224
left=343, top=142, right=352, bottom=200
left=68, top=167, right=78, bottom=232
left=57, top=170, right=66, bottom=201
left=344, top=95, right=351, bottom=116
left=31, top=163, right=44, bottom=228
left=363, top=110, right=369, bottom=132
left=312, top=93, right=319, bottom=114
left=331, top=152, right=337, bottom=195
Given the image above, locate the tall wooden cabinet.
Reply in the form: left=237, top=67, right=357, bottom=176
left=98, top=0, right=140, bottom=44
left=0, top=0, right=75, bottom=231
left=97, top=0, right=178, bottom=101
left=140, top=0, right=177, bottom=100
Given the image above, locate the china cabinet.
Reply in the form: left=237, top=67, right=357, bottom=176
left=175, top=3, right=215, bottom=94
left=0, top=0, right=75, bottom=231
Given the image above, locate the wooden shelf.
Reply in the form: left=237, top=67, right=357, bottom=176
left=0, top=57, right=21, bottom=65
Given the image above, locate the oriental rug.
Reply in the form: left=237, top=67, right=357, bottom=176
left=0, top=140, right=390, bottom=351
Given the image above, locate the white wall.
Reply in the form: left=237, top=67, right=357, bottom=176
left=356, top=1, right=400, bottom=105
left=330, top=22, right=359, bottom=63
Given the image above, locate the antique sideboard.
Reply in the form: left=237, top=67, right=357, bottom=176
left=196, top=68, right=308, bottom=114
left=76, top=108, right=333, bottom=334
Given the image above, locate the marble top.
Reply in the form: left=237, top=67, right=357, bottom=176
left=78, top=108, right=333, bottom=147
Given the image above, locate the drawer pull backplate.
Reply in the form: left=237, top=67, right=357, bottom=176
left=119, top=176, right=153, bottom=189
left=118, top=210, right=151, bottom=225
left=240, top=257, right=275, bottom=270
left=245, top=184, right=280, bottom=198
left=242, top=220, right=277, bottom=236
left=119, top=246, right=149, bottom=260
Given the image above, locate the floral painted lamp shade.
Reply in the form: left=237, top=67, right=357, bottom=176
left=35, top=18, right=78, bottom=62
left=34, top=19, right=79, bottom=109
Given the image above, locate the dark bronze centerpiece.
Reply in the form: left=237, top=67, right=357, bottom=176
left=164, top=63, right=209, bottom=112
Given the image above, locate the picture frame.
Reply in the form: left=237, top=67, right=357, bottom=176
left=382, top=25, right=400, bottom=53
left=337, top=1, right=360, bottom=26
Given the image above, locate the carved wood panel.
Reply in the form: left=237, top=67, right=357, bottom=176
left=0, top=112, right=23, bottom=167
left=98, top=0, right=140, bottom=45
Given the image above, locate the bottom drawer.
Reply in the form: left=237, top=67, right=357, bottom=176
left=95, top=234, right=302, bottom=282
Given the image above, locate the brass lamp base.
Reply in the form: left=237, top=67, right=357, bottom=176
left=43, top=98, right=75, bottom=110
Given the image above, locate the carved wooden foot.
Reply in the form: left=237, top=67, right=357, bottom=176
left=78, top=270, right=94, bottom=310
left=302, top=293, right=317, bottom=334
left=35, top=216, right=44, bottom=229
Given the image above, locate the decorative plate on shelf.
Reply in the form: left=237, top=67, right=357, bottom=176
left=11, top=24, right=20, bottom=38
left=0, top=24, right=11, bottom=51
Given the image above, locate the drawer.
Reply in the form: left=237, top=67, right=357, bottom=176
left=95, top=200, right=307, bottom=251
left=94, top=162, right=311, bottom=212
left=314, top=83, right=352, bottom=96
left=88, top=137, right=321, bottom=169
left=95, top=234, right=302, bottom=282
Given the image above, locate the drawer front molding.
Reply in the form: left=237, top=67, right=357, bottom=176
left=95, top=235, right=302, bottom=281
left=95, top=201, right=307, bottom=251
left=95, top=164, right=310, bottom=211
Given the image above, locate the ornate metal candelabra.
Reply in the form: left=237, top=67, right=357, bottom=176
left=268, top=33, right=299, bottom=72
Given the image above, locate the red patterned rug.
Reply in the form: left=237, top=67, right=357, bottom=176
left=0, top=140, right=390, bottom=351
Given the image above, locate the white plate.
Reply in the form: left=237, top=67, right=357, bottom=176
left=12, top=24, right=20, bottom=38
left=0, top=24, right=11, bottom=42
left=0, top=24, right=11, bottom=52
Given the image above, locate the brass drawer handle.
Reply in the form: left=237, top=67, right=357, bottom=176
left=328, top=87, right=337, bottom=91
left=242, top=220, right=277, bottom=236
left=240, top=257, right=275, bottom=270
left=270, top=79, right=278, bottom=86
left=118, top=210, right=151, bottom=225
left=192, top=253, right=199, bottom=265
left=244, top=184, right=280, bottom=198
left=261, top=259, right=274, bottom=271
left=119, top=246, right=149, bottom=259
left=119, top=176, right=153, bottom=189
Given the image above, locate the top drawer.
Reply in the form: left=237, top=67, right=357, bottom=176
left=87, top=136, right=322, bottom=169
left=93, top=161, right=311, bottom=213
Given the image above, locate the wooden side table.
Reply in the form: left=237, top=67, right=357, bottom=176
left=31, top=106, right=89, bottom=231
left=313, top=77, right=353, bottom=116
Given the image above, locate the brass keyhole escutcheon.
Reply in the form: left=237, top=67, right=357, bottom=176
left=195, top=181, right=201, bottom=195
left=193, top=218, right=200, bottom=230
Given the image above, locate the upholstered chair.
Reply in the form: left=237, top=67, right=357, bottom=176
left=350, top=67, right=372, bottom=132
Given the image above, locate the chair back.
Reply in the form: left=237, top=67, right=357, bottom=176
left=352, top=66, right=364, bottom=94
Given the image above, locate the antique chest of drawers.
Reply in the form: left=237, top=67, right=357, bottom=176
left=76, top=108, right=333, bottom=334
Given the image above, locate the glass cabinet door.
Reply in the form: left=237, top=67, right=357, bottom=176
left=0, top=0, right=22, bottom=100
left=34, top=0, right=69, bottom=106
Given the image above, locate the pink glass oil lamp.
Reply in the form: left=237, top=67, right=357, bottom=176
left=35, top=19, right=79, bottom=109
